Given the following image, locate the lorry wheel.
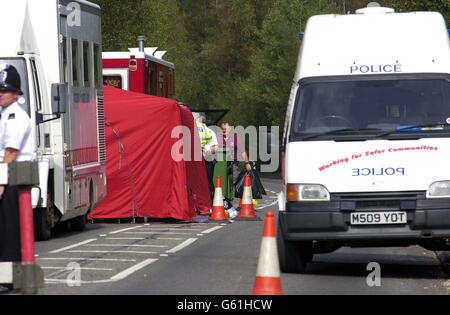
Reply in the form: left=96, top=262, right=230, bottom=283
left=70, top=215, right=87, bottom=232
left=277, top=218, right=313, bottom=274
left=34, top=207, right=52, bottom=241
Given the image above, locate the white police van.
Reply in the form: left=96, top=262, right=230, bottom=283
left=278, top=3, right=450, bottom=273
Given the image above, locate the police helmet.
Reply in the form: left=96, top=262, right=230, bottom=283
left=0, top=65, right=23, bottom=95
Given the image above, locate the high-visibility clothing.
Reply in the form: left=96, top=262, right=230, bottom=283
left=196, top=120, right=213, bottom=149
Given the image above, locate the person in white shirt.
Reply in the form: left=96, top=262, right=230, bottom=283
left=196, top=113, right=218, bottom=199
left=0, top=65, right=36, bottom=283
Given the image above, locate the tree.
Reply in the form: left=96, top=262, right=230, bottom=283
left=332, top=0, right=449, bottom=24
left=235, top=0, right=340, bottom=127
left=92, top=0, right=448, bottom=128
left=173, top=0, right=272, bottom=110
left=391, top=0, right=449, bottom=26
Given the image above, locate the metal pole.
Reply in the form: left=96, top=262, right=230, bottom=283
left=19, top=189, right=35, bottom=264
left=137, top=35, right=146, bottom=53
left=18, top=188, right=38, bottom=295
left=2, top=162, right=43, bottom=294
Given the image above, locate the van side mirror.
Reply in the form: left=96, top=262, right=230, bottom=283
left=51, top=83, right=67, bottom=114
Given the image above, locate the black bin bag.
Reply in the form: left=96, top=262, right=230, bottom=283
left=234, top=168, right=267, bottom=199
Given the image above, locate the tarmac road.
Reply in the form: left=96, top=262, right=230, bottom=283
left=8, top=177, right=450, bottom=295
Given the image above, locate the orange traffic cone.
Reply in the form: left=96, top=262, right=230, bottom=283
left=237, top=174, right=256, bottom=220
left=253, top=211, right=282, bottom=295
left=210, top=176, right=227, bottom=221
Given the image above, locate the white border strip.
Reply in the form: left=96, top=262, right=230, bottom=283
left=0, top=262, right=13, bottom=284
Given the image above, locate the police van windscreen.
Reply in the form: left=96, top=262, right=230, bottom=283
left=291, top=77, right=450, bottom=140
left=0, top=59, right=29, bottom=115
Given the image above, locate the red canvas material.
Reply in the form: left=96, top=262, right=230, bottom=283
left=178, top=105, right=212, bottom=216
left=89, top=86, right=210, bottom=221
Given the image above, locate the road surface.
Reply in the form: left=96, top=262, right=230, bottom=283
left=4, top=178, right=449, bottom=296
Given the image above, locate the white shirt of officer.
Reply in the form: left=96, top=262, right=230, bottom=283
left=204, top=125, right=218, bottom=162
left=0, top=102, right=36, bottom=162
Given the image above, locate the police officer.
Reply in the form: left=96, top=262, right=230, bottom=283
left=0, top=65, right=36, bottom=271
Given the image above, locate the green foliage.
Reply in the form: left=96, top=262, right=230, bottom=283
left=391, top=0, right=449, bottom=25
left=236, top=0, right=340, bottom=127
left=90, top=0, right=179, bottom=52
left=93, top=0, right=449, bottom=128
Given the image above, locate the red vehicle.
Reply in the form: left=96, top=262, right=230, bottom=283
left=102, top=36, right=175, bottom=98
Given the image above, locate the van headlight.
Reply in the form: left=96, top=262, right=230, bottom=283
left=287, top=184, right=330, bottom=202
left=427, top=181, right=450, bottom=199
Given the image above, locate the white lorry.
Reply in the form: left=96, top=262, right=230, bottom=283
left=278, top=3, right=450, bottom=273
left=0, top=0, right=107, bottom=240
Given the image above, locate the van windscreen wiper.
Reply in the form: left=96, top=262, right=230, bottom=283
left=300, top=128, right=381, bottom=141
left=376, top=123, right=450, bottom=138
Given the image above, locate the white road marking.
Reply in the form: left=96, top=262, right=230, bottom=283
left=255, top=198, right=278, bottom=210
left=49, top=239, right=97, bottom=254
left=42, top=219, right=230, bottom=286
left=155, top=237, right=184, bottom=241
left=68, top=250, right=158, bottom=254
left=139, top=228, right=203, bottom=231
left=37, top=257, right=137, bottom=262
left=166, top=238, right=197, bottom=254
left=109, top=226, right=141, bottom=234
left=86, top=244, right=168, bottom=248
left=123, top=231, right=192, bottom=235
left=105, top=237, right=146, bottom=240
left=45, top=278, right=113, bottom=285
left=201, top=226, right=223, bottom=234
left=42, top=267, right=113, bottom=271
left=45, top=259, right=159, bottom=285
left=110, top=259, right=158, bottom=281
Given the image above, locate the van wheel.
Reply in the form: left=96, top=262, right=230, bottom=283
left=34, top=207, right=53, bottom=241
left=70, top=215, right=87, bottom=232
left=277, top=218, right=313, bottom=274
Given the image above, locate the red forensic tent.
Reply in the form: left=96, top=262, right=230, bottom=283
left=89, top=86, right=211, bottom=221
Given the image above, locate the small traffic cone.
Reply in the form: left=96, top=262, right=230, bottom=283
left=210, top=176, right=227, bottom=221
left=253, top=211, right=282, bottom=295
left=237, top=174, right=256, bottom=220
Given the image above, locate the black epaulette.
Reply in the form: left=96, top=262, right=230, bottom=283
left=8, top=113, right=15, bottom=120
